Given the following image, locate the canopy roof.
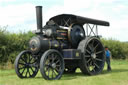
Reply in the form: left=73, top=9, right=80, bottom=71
left=49, top=14, right=110, bottom=27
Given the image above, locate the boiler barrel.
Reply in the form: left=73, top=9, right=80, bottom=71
left=29, top=36, right=68, bottom=54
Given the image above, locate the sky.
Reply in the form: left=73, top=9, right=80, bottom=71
left=0, top=0, right=128, bottom=41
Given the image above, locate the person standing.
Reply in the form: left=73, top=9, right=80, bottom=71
left=105, top=46, right=112, bottom=71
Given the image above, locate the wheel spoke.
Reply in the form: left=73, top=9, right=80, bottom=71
left=24, top=54, right=28, bottom=63
left=27, top=68, right=31, bottom=77
left=93, top=67, right=96, bottom=72
left=86, top=49, right=91, bottom=54
left=30, top=67, right=34, bottom=73
left=94, top=43, right=99, bottom=51
left=91, top=39, right=94, bottom=45
left=52, top=69, right=54, bottom=78
left=18, top=62, right=25, bottom=65
left=47, top=56, right=50, bottom=61
left=95, top=50, right=103, bottom=54
left=45, top=64, right=49, bottom=67
left=87, top=58, right=91, bottom=63
left=53, top=55, right=57, bottom=63
left=51, top=54, right=54, bottom=63
left=54, top=55, right=57, bottom=60
left=84, top=55, right=90, bottom=57
left=55, top=59, right=60, bottom=64
left=89, top=61, right=93, bottom=66
left=29, top=55, right=33, bottom=62
left=95, top=58, right=102, bottom=61
left=45, top=66, right=49, bottom=72
left=25, top=69, right=27, bottom=77
left=35, top=67, right=38, bottom=72
left=18, top=66, right=25, bottom=70
left=88, top=44, right=92, bottom=51
left=56, top=64, right=60, bottom=67
left=52, top=69, right=57, bottom=76
left=48, top=68, right=50, bottom=77
left=21, top=67, right=25, bottom=75
left=28, top=54, right=31, bottom=63
left=20, top=57, right=26, bottom=63
left=94, top=62, right=100, bottom=68
left=45, top=59, right=50, bottom=66
left=55, top=67, right=59, bottom=73
left=31, top=58, right=37, bottom=64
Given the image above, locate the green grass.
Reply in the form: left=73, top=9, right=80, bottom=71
left=0, top=60, right=128, bottom=85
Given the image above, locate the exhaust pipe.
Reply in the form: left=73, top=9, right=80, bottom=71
left=36, top=6, right=43, bottom=33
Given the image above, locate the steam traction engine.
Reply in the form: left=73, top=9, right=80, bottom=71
left=15, top=6, right=110, bottom=80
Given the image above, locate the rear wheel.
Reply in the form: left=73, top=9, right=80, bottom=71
left=15, top=50, right=39, bottom=78
left=78, top=37, right=105, bottom=75
left=40, top=49, right=64, bottom=80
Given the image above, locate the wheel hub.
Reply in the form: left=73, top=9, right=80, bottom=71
left=51, top=63, right=56, bottom=69
left=91, top=53, right=96, bottom=59
left=25, top=63, right=30, bottom=68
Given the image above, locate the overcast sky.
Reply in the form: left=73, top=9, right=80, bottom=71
left=0, top=0, right=128, bottom=41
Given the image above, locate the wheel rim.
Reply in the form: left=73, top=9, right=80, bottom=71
left=41, top=50, right=64, bottom=80
left=84, top=38, right=105, bottom=74
left=15, top=51, right=39, bottom=78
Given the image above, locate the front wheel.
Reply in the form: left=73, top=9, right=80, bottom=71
left=15, top=50, right=39, bottom=78
left=40, top=49, right=64, bottom=80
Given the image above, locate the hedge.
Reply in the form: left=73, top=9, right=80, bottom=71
left=0, top=27, right=128, bottom=64
left=101, top=38, right=128, bottom=59
left=0, top=27, right=35, bottom=64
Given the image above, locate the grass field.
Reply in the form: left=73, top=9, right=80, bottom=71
left=0, top=60, right=128, bottom=85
